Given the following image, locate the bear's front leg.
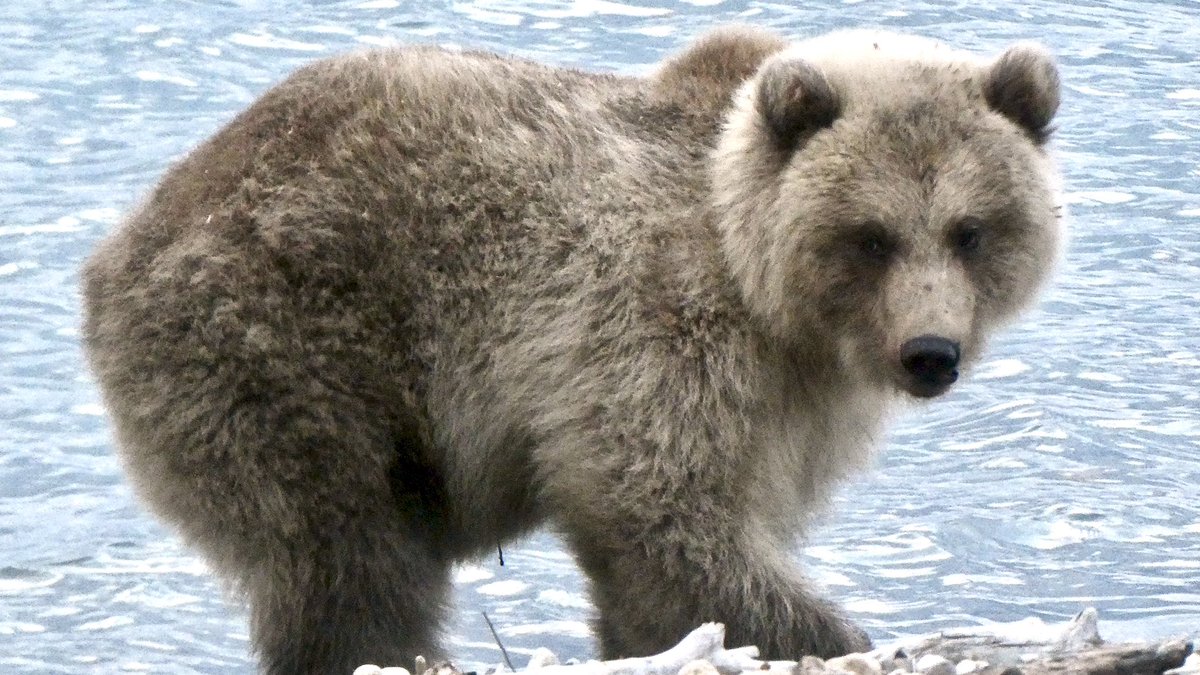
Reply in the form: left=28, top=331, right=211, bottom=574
left=555, top=483, right=870, bottom=660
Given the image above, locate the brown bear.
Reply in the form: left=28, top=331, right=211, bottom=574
left=81, top=25, right=1063, bottom=674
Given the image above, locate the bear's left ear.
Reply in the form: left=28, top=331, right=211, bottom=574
left=756, top=58, right=841, bottom=152
left=984, top=43, right=1060, bottom=143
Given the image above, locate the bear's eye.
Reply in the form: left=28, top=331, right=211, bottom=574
left=862, top=237, right=886, bottom=257
left=852, top=223, right=895, bottom=262
left=951, top=217, right=984, bottom=257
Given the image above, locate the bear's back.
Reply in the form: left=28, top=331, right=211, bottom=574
left=81, top=37, right=771, bottom=432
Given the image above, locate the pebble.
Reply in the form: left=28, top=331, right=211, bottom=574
left=527, top=648, right=561, bottom=669
left=826, top=653, right=883, bottom=675
left=878, top=647, right=912, bottom=674
left=954, top=659, right=988, bottom=674
left=914, top=654, right=955, bottom=675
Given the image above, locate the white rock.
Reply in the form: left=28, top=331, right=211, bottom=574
left=353, top=666, right=383, bottom=675
left=826, top=653, right=883, bottom=675
left=1052, top=608, right=1102, bottom=651
left=677, top=659, right=720, bottom=675
left=954, top=659, right=987, bottom=674
left=914, top=654, right=954, bottom=675
left=886, top=670, right=911, bottom=675
left=876, top=647, right=912, bottom=674
left=527, top=647, right=561, bottom=669
left=381, top=668, right=412, bottom=675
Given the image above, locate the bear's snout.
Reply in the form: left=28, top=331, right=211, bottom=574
left=899, top=335, right=961, bottom=398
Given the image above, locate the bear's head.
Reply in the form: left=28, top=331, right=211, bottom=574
left=711, top=30, right=1063, bottom=399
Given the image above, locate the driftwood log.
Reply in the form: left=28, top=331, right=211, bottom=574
left=354, top=609, right=1196, bottom=675
left=870, top=609, right=1195, bottom=675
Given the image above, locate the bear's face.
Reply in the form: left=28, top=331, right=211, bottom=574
left=712, top=31, right=1062, bottom=399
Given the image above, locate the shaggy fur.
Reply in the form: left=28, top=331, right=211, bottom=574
left=82, top=26, right=1063, bottom=674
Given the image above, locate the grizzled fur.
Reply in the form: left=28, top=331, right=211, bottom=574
left=82, top=25, right=1063, bottom=674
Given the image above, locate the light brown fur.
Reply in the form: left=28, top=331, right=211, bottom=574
left=82, top=26, right=1062, bottom=674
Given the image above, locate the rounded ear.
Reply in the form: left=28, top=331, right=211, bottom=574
left=984, top=43, right=1060, bottom=142
left=755, top=58, right=841, bottom=152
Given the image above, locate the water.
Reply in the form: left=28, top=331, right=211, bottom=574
left=2, top=1, right=1198, bottom=672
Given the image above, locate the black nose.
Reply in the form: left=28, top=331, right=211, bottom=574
left=900, top=335, right=961, bottom=388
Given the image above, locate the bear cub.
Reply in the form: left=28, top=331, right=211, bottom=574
left=82, top=25, right=1063, bottom=675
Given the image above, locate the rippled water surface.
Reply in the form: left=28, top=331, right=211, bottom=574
left=2, top=1, right=1198, bottom=672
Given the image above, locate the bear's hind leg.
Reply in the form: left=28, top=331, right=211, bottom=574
left=107, top=376, right=452, bottom=673
left=245, top=517, right=452, bottom=674
left=223, top=413, right=454, bottom=674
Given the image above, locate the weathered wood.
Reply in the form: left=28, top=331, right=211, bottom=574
left=353, top=609, right=1197, bottom=675
left=876, top=610, right=1195, bottom=675
left=354, top=623, right=808, bottom=675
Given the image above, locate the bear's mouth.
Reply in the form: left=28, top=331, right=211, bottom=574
left=901, top=369, right=959, bottom=398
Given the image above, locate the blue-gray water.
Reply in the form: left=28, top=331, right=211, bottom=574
left=2, top=1, right=1198, bottom=672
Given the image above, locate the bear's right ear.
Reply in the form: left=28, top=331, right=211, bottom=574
left=983, top=43, right=1060, bottom=143
left=755, top=58, right=841, bottom=153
